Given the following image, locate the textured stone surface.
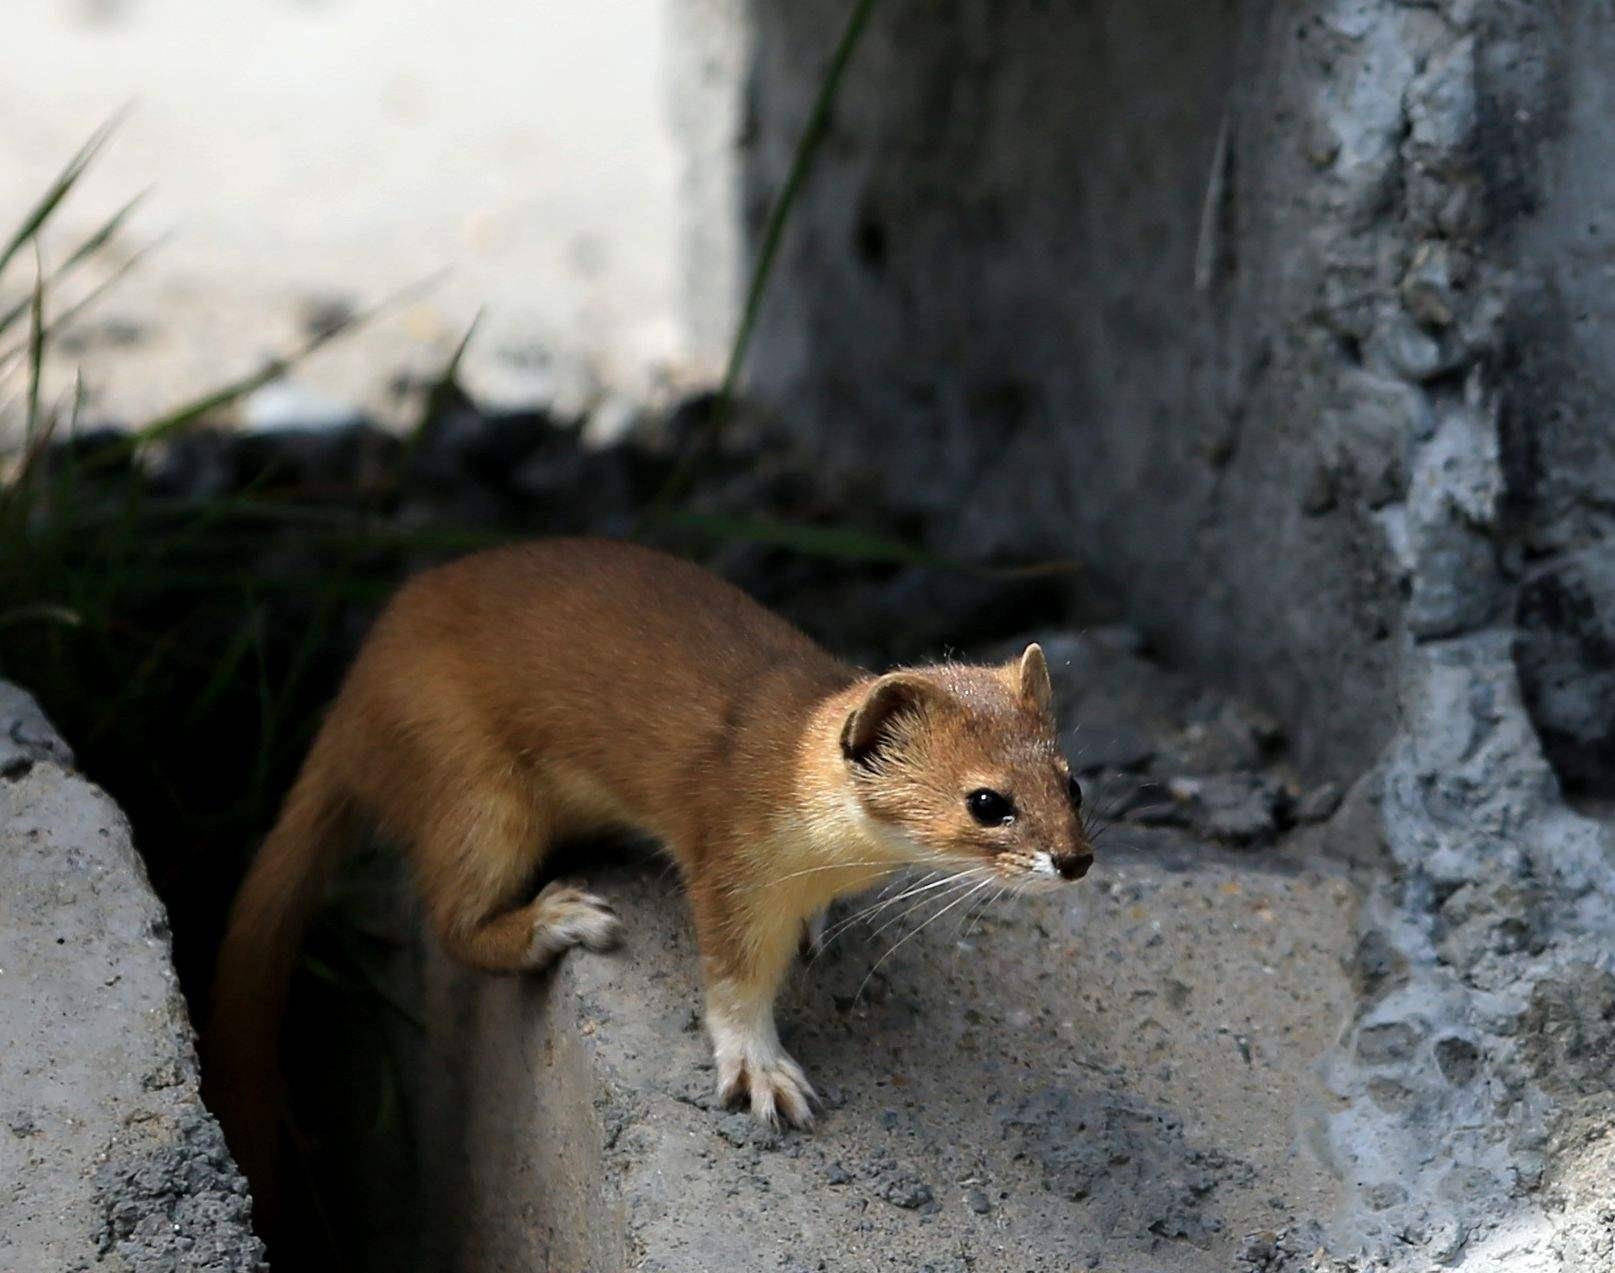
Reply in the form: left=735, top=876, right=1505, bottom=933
left=0, top=684, right=264, bottom=1273
left=717, top=0, right=1612, bottom=799
left=734, top=0, right=1416, bottom=781
left=409, top=822, right=1358, bottom=1273
left=1500, top=3, right=1615, bottom=798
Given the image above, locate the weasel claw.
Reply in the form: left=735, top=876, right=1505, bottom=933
left=718, top=1053, right=816, bottom=1129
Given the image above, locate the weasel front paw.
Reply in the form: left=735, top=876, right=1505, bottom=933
left=717, top=1049, right=817, bottom=1129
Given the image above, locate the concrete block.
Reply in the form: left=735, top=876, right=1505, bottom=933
left=0, top=684, right=264, bottom=1273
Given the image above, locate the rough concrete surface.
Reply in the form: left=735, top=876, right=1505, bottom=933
left=1501, top=2, right=1615, bottom=797
left=0, top=684, right=265, bottom=1273
left=420, top=843, right=1356, bottom=1273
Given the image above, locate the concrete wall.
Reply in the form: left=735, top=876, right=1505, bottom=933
left=734, top=0, right=1414, bottom=780
left=712, top=0, right=1611, bottom=793
left=0, top=683, right=265, bottom=1273
left=1501, top=4, right=1615, bottom=797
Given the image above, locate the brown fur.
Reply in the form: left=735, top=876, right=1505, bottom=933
left=206, top=538, right=1093, bottom=1225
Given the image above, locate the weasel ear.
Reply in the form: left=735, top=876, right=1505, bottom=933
left=1017, top=643, right=1053, bottom=714
left=841, top=673, right=942, bottom=768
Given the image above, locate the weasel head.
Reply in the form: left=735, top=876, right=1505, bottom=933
left=839, top=643, right=1094, bottom=887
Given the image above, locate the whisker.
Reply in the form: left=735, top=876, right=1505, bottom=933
left=855, top=876, right=997, bottom=1001
left=866, top=869, right=951, bottom=910
left=985, top=884, right=1014, bottom=933
left=877, top=868, right=933, bottom=901
left=860, top=870, right=987, bottom=947
left=961, top=883, right=1008, bottom=940
left=813, top=880, right=949, bottom=963
left=814, top=872, right=983, bottom=964
left=813, top=871, right=962, bottom=953
left=957, top=879, right=998, bottom=929
left=754, top=861, right=898, bottom=888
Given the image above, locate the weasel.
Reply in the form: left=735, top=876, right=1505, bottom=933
left=207, top=537, right=1094, bottom=1215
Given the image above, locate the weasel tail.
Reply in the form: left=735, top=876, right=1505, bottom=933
left=205, top=721, right=356, bottom=1232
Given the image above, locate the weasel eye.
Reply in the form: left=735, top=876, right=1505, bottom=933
left=966, top=789, right=1015, bottom=826
left=1067, top=773, right=1084, bottom=810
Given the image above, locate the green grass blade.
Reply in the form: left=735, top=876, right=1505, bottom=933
left=648, top=0, right=884, bottom=513
left=299, top=952, right=345, bottom=987
left=0, top=603, right=83, bottom=631
left=130, top=358, right=285, bottom=444
left=87, top=627, right=184, bottom=745
left=182, top=617, right=260, bottom=729
left=0, top=232, right=167, bottom=375
left=24, top=258, right=45, bottom=445
left=0, top=112, right=124, bottom=279
left=126, top=268, right=449, bottom=451
left=67, top=368, right=87, bottom=441
left=0, top=190, right=147, bottom=342
left=256, top=579, right=347, bottom=777
left=247, top=605, right=276, bottom=810
left=440, top=307, right=481, bottom=387
left=52, top=492, right=513, bottom=554
left=58, top=187, right=148, bottom=273
left=407, top=306, right=483, bottom=466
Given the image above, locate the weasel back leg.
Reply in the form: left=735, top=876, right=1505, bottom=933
left=521, top=881, right=622, bottom=967
left=412, top=773, right=620, bottom=972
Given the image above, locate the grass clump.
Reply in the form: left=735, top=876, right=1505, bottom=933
left=0, top=128, right=419, bottom=990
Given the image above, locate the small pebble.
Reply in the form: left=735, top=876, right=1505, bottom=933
left=717, top=1113, right=752, bottom=1148
left=1296, top=781, right=1343, bottom=823
left=877, top=1176, right=933, bottom=1210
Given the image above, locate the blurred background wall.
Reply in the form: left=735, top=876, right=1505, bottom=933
left=1, top=0, right=684, bottom=424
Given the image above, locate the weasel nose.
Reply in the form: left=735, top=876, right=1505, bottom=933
left=1054, top=852, right=1093, bottom=881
